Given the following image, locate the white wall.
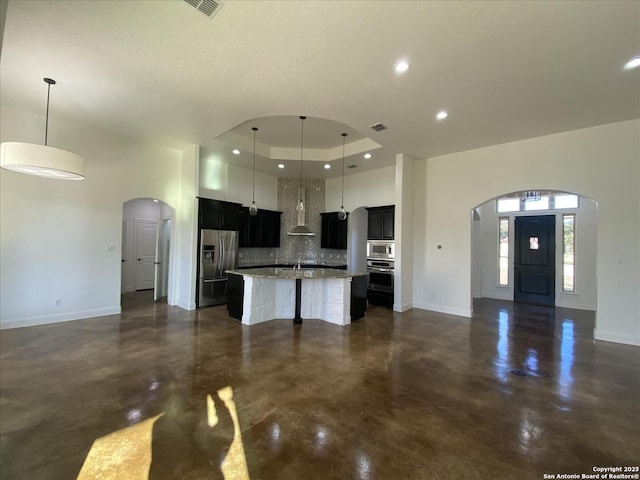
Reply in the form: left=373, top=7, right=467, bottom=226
left=325, top=165, right=396, bottom=211
left=227, top=164, right=278, bottom=211
left=414, top=120, right=640, bottom=346
left=394, top=153, right=415, bottom=312
left=473, top=197, right=598, bottom=311
left=347, top=207, right=368, bottom=272
left=199, top=149, right=278, bottom=211
left=0, top=105, right=197, bottom=328
left=174, top=145, right=199, bottom=311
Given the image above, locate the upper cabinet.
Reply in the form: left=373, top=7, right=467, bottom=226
left=198, top=198, right=241, bottom=231
left=238, top=207, right=282, bottom=248
left=366, top=205, right=395, bottom=240
left=321, top=212, right=348, bottom=249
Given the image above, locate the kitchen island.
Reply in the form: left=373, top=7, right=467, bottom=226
left=226, top=267, right=367, bottom=326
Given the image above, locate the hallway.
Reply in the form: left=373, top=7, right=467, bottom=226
left=0, top=298, right=638, bottom=479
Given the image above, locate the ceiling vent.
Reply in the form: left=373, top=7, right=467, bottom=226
left=184, top=0, right=224, bottom=19
left=369, top=122, right=387, bottom=132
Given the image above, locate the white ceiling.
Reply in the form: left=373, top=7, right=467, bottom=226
left=1, top=0, right=638, bottom=179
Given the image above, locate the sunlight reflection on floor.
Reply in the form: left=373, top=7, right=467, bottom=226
left=76, top=387, right=249, bottom=480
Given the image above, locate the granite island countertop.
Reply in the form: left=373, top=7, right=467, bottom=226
left=236, top=262, right=348, bottom=269
left=227, top=267, right=367, bottom=280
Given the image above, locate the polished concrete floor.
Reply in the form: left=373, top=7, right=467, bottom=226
left=1, top=294, right=638, bottom=479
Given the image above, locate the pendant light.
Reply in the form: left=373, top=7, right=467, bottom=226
left=0, top=77, right=85, bottom=180
left=287, top=116, right=314, bottom=236
left=249, top=127, right=259, bottom=216
left=338, top=133, right=348, bottom=220
left=296, top=116, right=306, bottom=215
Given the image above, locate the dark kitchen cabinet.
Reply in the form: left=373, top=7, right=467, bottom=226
left=321, top=212, right=348, bottom=249
left=198, top=198, right=240, bottom=231
left=366, top=205, right=395, bottom=240
left=238, top=207, right=282, bottom=247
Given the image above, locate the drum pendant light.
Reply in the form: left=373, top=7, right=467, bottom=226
left=0, top=77, right=85, bottom=180
left=249, top=127, right=259, bottom=216
left=338, top=133, right=348, bottom=220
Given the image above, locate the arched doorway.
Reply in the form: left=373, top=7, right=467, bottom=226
left=471, top=190, right=597, bottom=313
left=121, top=198, right=175, bottom=305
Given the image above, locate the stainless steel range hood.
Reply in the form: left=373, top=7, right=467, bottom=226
left=288, top=187, right=314, bottom=236
left=288, top=224, right=314, bottom=236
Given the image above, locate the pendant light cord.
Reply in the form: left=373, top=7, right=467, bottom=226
left=43, top=78, right=57, bottom=147
left=252, top=127, right=257, bottom=203
left=341, top=133, right=347, bottom=207
left=299, top=116, right=306, bottom=203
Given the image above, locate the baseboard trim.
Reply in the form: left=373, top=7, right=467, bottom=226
left=594, top=329, right=640, bottom=346
left=393, top=302, right=413, bottom=312
left=412, top=302, right=473, bottom=318
left=1, top=306, right=122, bottom=330
left=177, top=300, right=197, bottom=311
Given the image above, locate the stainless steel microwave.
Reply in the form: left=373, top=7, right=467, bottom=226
left=367, top=241, right=395, bottom=260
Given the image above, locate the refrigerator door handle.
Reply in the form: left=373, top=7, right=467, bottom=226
left=203, top=278, right=227, bottom=283
left=219, top=237, right=224, bottom=277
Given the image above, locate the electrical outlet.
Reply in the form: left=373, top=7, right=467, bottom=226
left=55, top=298, right=62, bottom=306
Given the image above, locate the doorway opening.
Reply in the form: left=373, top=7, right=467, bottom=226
left=471, top=190, right=597, bottom=314
left=121, top=198, right=175, bottom=308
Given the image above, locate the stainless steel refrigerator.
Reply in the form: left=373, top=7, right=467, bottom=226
left=198, top=229, right=239, bottom=307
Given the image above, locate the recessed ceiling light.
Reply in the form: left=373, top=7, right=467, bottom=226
left=152, top=199, right=159, bottom=203
left=278, top=164, right=285, bottom=169
left=624, top=56, right=640, bottom=70
left=232, top=149, right=240, bottom=155
left=436, top=110, right=449, bottom=120
left=324, top=164, right=331, bottom=169
left=395, top=60, right=410, bottom=73
left=364, top=153, right=372, bottom=159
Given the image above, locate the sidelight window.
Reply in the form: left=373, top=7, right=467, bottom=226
left=498, top=217, right=509, bottom=286
left=562, top=214, right=575, bottom=292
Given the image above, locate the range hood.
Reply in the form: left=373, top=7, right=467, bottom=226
left=288, top=187, right=314, bottom=236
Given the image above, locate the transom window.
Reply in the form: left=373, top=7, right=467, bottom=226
left=497, top=193, right=579, bottom=213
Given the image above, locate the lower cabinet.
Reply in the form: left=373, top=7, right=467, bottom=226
left=367, top=289, right=394, bottom=308
left=227, top=273, right=244, bottom=320
left=351, top=275, right=368, bottom=321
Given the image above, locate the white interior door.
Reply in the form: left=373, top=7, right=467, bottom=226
left=135, top=220, right=157, bottom=290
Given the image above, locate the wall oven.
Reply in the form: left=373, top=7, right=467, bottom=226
left=367, top=259, right=394, bottom=293
left=367, top=241, right=395, bottom=260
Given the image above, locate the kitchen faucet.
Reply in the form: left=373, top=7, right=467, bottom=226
left=295, top=257, right=301, bottom=272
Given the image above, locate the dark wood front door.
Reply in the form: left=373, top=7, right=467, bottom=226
left=514, top=215, right=555, bottom=306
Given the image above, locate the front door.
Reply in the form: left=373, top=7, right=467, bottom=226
left=514, top=215, right=555, bottom=306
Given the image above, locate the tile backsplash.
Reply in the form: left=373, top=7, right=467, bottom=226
left=237, top=177, right=347, bottom=266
